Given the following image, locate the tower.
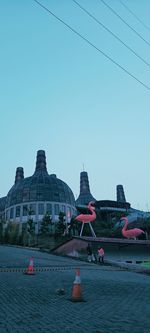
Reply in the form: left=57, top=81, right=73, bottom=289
left=76, top=171, right=96, bottom=206
left=116, top=185, right=126, bottom=202
left=15, top=167, right=24, bottom=184
left=34, top=150, right=48, bottom=173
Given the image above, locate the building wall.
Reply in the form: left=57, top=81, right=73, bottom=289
left=5, top=201, right=76, bottom=225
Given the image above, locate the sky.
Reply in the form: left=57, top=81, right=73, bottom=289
left=0, top=0, right=150, bottom=211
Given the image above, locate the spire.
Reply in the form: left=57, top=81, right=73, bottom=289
left=15, top=167, right=24, bottom=184
left=76, top=171, right=96, bottom=206
left=116, top=184, right=126, bottom=202
left=80, top=171, right=90, bottom=194
left=35, top=150, right=48, bottom=173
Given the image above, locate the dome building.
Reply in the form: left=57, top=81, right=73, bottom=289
left=2, top=150, right=76, bottom=228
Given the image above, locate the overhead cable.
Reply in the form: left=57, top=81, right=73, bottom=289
left=32, top=0, right=150, bottom=91
left=118, top=0, right=150, bottom=32
left=99, top=0, right=150, bottom=48
left=72, top=0, right=150, bottom=69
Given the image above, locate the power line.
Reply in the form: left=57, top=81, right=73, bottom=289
left=72, top=0, right=150, bottom=69
left=118, top=0, right=150, bottom=32
left=99, top=0, right=150, bottom=48
left=32, top=0, right=150, bottom=91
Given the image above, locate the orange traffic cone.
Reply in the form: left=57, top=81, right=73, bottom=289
left=25, top=257, right=35, bottom=275
left=71, top=268, right=84, bottom=302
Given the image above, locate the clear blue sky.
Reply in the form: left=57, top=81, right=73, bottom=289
left=0, top=0, right=150, bottom=211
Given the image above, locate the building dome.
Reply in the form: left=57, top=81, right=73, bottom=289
left=4, top=150, right=76, bottom=224
left=6, top=173, right=75, bottom=207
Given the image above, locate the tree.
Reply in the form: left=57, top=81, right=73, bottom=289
left=41, top=213, right=52, bottom=234
left=22, top=207, right=35, bottom=246
left=27, top=207, right=35, bottom=234
left=55, top=212, right=66, bottom=236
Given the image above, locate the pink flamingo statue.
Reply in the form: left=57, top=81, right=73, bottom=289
left=75, top=201, right=96, bottom=237
left=120, top=216, right=145, bottom=239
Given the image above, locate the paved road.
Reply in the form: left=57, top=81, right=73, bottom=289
left=0, top=245, right=149, bottom=333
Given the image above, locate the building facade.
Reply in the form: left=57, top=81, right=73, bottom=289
left=1, top=150, right=146, bottom=233
left=0, top=150, right=76, bottom=229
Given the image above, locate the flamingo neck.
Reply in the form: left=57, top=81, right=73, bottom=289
left=122, top=218, right=128, bottom=231
left=89, top=207, right=96, bottom=217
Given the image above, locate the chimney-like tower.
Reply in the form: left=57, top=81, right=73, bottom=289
left=116, top=184, right=126, bottom=202
left=15, top=167, right=24, bottom=184
left=76, top=171, right=96, bottom=206
left=35, top=150, right=48, bottom=173
left=80, top=171, right=90, bottom=194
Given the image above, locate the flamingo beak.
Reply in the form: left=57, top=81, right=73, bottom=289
left=89, top=201, right=95, bottom=205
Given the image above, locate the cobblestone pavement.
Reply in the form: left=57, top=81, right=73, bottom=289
left=0, top=246, right=149, bottom=333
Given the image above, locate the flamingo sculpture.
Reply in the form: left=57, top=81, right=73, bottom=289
left=75, top=201, right=96, bottom=237
left=120, top=216, right=145, bottom=239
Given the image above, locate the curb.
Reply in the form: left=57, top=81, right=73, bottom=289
left=105, top=259, right=150, bottom=274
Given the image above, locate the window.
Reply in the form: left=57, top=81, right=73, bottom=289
left=61, top=205, right=66, bottom=213
left=38, top=203, right=44, bottom=215
left=23, top=205, right=28, bottom=216
left=10, top=208, right=14, bottom=219
left=16, top=206, right=20, bottom=217
left=46, top=203, right=52, bottom=214
left=54, top=204, right=59, bottom=215
left=29, top=204, right=36, bottom=215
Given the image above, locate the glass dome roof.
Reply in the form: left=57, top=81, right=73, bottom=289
left=5, top=150, right=75, bottom=208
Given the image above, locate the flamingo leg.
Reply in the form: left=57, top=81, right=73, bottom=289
left=80, top=222, right=84, bottom=236
left=89, top=222, right=96, bottom=238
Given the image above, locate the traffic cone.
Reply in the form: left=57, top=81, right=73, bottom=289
left=24, top=257, right=35, bottom=275
left=71, top=268, right=84, bottom=302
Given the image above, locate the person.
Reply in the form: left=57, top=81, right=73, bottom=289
left=87, top=243, right=95, bottom=262
left=97, top=247, right=104, bottom=263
